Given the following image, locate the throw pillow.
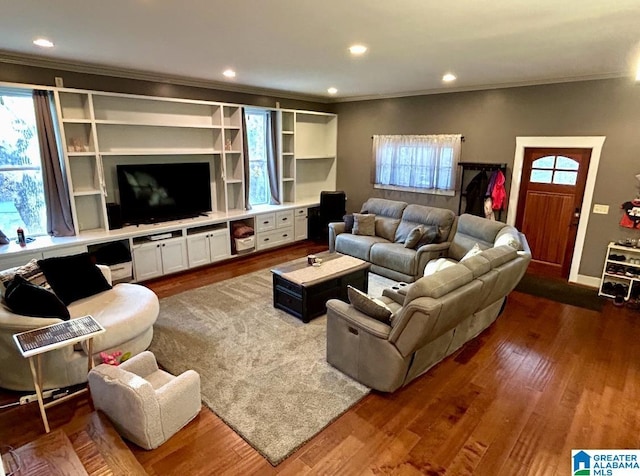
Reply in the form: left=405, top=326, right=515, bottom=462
left=0, top=259, right=50, bottom=296
left=423, top=258, right=457, bottom=276
left=38, top=253, right=112, bottom=306
left=352, top=213, right=376, bottom=236
left=347, top=285, right=392, bottom=324
left=343, top=214, right=355, bottom=233
left=416, top=226, right=438, bottom=248
left=460, top=243, right=483, bottom=262
left=404, top=226, right=425, bottom=248
left=495, top=232, right=521, bottom=250
left=4, top=275, right=70, bottom=320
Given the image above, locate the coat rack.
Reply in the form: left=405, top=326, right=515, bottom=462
left=457, top=162, right=508, bottom=220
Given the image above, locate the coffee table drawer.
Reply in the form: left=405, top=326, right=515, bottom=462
left=274, top=287, right=303, bottom=315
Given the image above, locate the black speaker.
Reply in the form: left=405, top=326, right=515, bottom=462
left=106, top=203, right=123, bottom=230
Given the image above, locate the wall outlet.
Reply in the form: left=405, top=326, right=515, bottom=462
left=593, top=204, right=609, bottom=215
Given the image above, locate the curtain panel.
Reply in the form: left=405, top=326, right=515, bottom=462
left=33, top=90, right=75, bottom=236
left=372, top=134, right=462, bottom=194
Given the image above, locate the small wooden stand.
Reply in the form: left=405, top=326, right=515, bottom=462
left=13, top=315, right=105, bottom=433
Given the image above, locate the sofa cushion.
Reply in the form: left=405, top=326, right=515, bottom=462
left=459, top=254, right=491, bottom=278
left=353, top=213, right=376, bottom=236
left=39, top=253, right=112, bottom=306
left=408, top=264, right=474, bottom=300
left=4, top=275, right=70, bottom=320
left=347, top=285, right=392, bottom=324
left=480, top=245, right=518, bottom=269
left=394, top=205, right=456, bottom=244
left=448, top=214, right=509, bottom=261
left=69, top=283, right=159, bottom=354
left=336, top=233, right=388, bottom=261
left=375, top=217, right=401, bottom=242
left=361, top=198, right=407, bottom=219
left=370, top=243, right=417, bottom=276
left=0, top=259, right=50, bottom=296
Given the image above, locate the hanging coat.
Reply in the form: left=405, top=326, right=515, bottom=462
left=465, top=171, right=489, bottom=217
left=491, top=170, right=506, bottom=210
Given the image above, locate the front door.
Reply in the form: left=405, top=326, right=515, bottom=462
left=515, top=148, right=591, bottom=279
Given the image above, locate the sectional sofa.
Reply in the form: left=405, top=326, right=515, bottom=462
left=325, top=201, right=532, bottom=392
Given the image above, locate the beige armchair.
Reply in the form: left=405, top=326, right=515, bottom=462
left=88, top=351, right=201, bottom=450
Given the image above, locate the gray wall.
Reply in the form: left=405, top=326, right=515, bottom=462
left=334, top=78, right=640, bottom=278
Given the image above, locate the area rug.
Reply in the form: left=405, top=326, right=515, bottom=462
left=149, top=269, right=395, bottom=465
left=515, top=273, right=605, bottom=311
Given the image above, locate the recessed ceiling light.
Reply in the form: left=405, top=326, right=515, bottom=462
left=33, top=38, right=54, bottom=48
left=442, top=73, right=457, bottom=82
left=223, top=69, right=236, bottom=78
left=349, top=44, right=367, bottom=55
left=327, top=87, right=338, bottom=95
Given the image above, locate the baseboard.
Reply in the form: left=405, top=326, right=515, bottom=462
left=573, top=274, right=600, bottom=288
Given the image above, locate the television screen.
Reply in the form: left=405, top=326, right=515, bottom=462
left=117, top=163, right=212, bottom=225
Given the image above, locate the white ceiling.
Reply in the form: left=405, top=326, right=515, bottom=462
left=1, top=0, right=640, bottom=101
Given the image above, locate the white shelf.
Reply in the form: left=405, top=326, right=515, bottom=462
left=94, top=119, right=222, bottom=129
left=62, top=119, right=92, bottom=124
left=99, top=149, right=220, bottom=156
left=73, top=190, right=102, bottom=197
left=599, top=242, right=640, bottom=302
left=296, top=155, right=336, bottom=160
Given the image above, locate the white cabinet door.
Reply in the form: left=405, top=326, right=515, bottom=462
left=187, top=234, right=210, bottom=268
left=160, top=238, right=188, bottom=275
left=133, top=243, right=163, bottom=281
left=209, top=230, right=231, bottom=263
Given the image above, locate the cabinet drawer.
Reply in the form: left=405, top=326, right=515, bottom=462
left=256, top=213, right=275, bottom=232
left=294, top=207, right=307, bottom=218
left=257, top=227, right=293, bottom=250
left=276, top=210, right=294, bottom=228
left=274, top=287, right=303, bottom=314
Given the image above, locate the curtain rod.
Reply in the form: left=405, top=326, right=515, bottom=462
left=371, top=135, right=465, bottom=142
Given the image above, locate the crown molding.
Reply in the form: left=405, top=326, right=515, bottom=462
left=0, top=51, right=331, bottom=104
left=329, top=71, right=630, bottom=103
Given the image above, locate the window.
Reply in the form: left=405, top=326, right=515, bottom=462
left=0, top=91, right=47, bottom=238
left=245, top=110, right=269, bottom=206
left=372, top=134, right=462, bottom=195
left=530, top=155, right=578, bottom=186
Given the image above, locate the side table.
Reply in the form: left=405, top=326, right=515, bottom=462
left=13, top=315, right=105, bottom=433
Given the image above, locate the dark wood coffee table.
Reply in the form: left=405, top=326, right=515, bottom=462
left=271, top=252, right=370, bottom=323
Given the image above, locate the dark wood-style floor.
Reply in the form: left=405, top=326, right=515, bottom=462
left=2, top=241, right=639, bottom=475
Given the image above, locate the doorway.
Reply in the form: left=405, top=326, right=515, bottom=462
left=507, top=137, right=605, bottom=284
left=515, top=148, right=590, bottom=279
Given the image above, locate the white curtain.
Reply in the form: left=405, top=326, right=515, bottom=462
left=372, top=134, right=462, bottom=194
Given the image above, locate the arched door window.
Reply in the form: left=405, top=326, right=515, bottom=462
left=530, top=155, right=579, bottom=185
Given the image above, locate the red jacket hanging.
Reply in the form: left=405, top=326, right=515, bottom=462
left=491, top=170, right=506, bottom=210
left=620, top=199, right=640, bottom=229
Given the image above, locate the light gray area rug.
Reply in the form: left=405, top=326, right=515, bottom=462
left=149, top=269, right=396, bottom=465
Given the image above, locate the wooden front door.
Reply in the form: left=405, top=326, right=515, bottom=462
left=515, top=148, right=591, bottom=278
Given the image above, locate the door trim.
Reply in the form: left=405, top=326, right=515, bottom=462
left=507, top=136, right=606, bottom=284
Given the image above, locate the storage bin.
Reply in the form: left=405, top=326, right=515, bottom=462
left=235, top=236, right=255, bottom=253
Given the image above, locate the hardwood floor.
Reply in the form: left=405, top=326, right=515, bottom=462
left=2, top=241, right=640, bottom=475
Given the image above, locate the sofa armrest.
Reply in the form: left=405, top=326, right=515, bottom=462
left=326, top=299, right=391, bottom=339
left=328, top=222, right=346, bottom=253
left=382, top=286, right=408, bottom=305
left=415, top=241, right=451, bottom=275
left=119, top=350, right=159, bottom=377
left=97, top=264, right=113, bottom=286
left=156, top=370, right=201, bottom=437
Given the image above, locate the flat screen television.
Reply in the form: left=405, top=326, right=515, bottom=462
left=117, top=162, right=212, bottom=225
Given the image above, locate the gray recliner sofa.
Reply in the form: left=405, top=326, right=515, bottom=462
left=329, top=198, right=456, bottom=282
left=326, top=214, right=531, bottom=392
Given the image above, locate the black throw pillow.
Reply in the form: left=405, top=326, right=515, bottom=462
left=4, top=275, right=70, bottom=320
left=38, top=253, right=112, bottom=305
